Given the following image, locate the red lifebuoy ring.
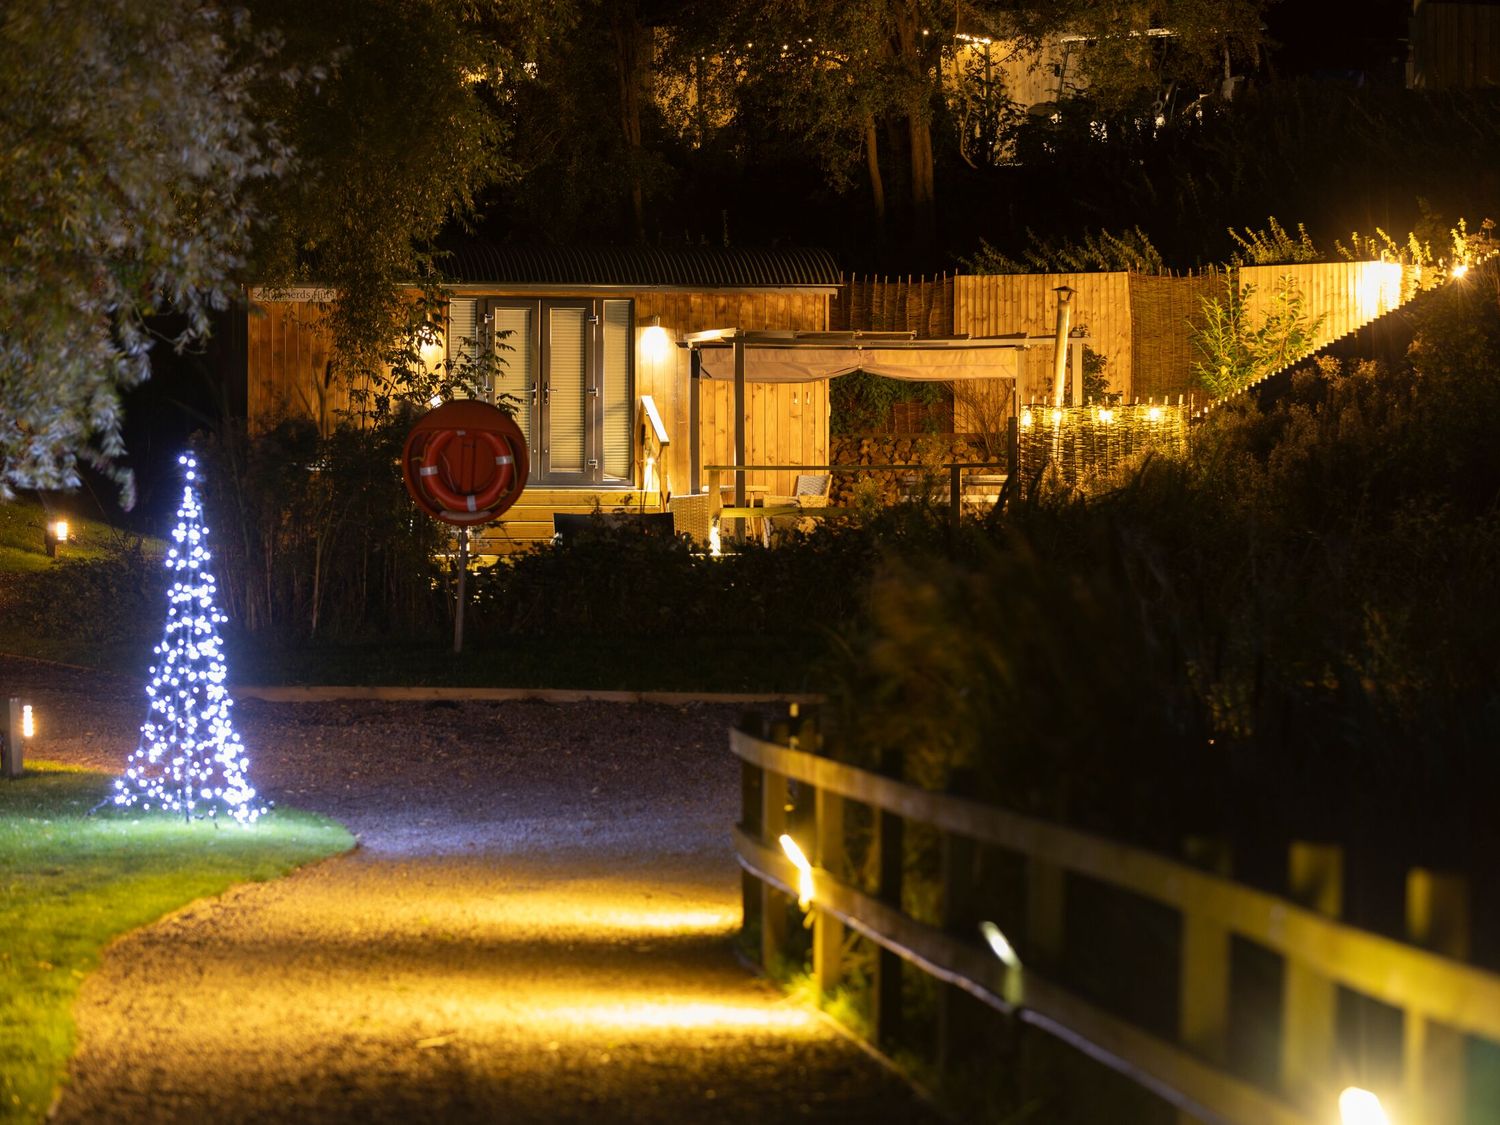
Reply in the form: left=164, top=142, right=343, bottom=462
left=401, top=401, right=529, bottom=527
left=416, top=428, right=518, bottom=517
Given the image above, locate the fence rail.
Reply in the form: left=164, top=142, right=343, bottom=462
left=732, top=723, right=1495, bottom=1125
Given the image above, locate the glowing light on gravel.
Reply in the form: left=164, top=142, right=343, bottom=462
left=462, top=886, right=739, bottom=935
left=113, top=453, right=264, bottom=826
left=537, top=1000, right=819, bottom=1033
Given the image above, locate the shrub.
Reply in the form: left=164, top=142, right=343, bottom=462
left=197, top=413, right=448, bottom=642
left=827, top=270, right=1500, bottom=866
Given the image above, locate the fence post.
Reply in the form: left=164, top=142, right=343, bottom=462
left=938, top=827, right=988, bottom=1080
left=1025, top=856, right=1065, bottom=970
left=1178, top=838, right=1232, bottom=1124
left=949, top=463, right=962, bottom=533
left=1281, top=842, right=1343, bottom=1104
left=873, top=755, right=905, bottom=1051
left=740, top=719, right=765, bottom=961
left=813, top=785, right=845, bottom=1001
left=761, top=762, right=790, bottom=973
left=2, top=698, right=23, bottom=780
left=1403, top=869, right=1470, bottom=1125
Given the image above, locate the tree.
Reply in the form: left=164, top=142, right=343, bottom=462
left=0, top=0, right=284, bottom=499
left=240, top=0, right=523, bottom=382
left=114, top=454, right=265, bottom=825
left=1010, top=0, right=1275, bottom=117
left=667, top=0, right=953, bottom=256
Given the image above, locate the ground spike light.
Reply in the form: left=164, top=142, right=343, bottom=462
left=113, top=454, right=264, bottom=826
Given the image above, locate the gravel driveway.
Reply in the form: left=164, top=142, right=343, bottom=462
left=1, top=657, right=940, bottom=1124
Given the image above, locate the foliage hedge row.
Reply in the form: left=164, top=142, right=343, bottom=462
left=828, top=272, right=1500, bottom=874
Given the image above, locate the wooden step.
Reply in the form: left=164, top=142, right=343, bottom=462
left=449, top=490, right=667, bottom=557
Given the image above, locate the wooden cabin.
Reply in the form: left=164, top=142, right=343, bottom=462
left=246, top=246, right=841, bottom=554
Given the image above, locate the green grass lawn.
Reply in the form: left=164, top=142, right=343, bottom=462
left=0, top=762, right=354, bottom=1122
left=0, top=498, right=158, bottom=573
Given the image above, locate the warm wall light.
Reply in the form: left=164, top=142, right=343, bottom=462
left=641, top=317, right=673, bottom=364
left=21, top=705, right=34, bottom=739
left=778, top=833, right=814, bottom=909
left=1339, top=1087, right=1391, bottom=1125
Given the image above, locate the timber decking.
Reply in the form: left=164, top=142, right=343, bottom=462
left=469, top=488, right=661, bottom=556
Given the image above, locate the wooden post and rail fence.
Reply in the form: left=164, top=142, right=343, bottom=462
left=732, top=718, right=1497, bottom=1125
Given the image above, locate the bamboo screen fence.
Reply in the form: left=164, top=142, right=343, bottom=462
left=829, top=274, right=954, bottom=336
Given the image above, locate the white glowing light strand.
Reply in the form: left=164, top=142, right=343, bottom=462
left=113, top=454, right=265, bottom=826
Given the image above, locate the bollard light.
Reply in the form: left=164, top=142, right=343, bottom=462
left=1338, top=1087, right=1391, bottom=1125
left=51, top=520, right=69, bottom=543
left=778, top=833, right=814, bottom=910
left=980, top=920, right=1025, bottom=1006
left=21, top=705, right=34, bottom=739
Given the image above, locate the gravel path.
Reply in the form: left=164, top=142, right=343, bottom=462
left=1, top=657, right=940, bottom=1124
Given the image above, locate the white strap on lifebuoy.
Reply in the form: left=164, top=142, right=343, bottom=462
left=418, top=466, right=439, bottom=477
left=495, top=455, right=514, bottom=465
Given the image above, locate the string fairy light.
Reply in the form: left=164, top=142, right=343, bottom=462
left=113, top=454, right=264, bottom=826
left=1015, top=401, right=1191, bottom=495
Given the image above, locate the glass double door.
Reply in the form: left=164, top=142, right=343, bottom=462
left=486, top=299, right=632, bottom=487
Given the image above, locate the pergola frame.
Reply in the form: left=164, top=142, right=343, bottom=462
left=678, top=328, right=1079, bottom=504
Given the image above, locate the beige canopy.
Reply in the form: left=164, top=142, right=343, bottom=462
left=688, top=330, right=1030, bottom=383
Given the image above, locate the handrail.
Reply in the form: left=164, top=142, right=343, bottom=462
left=735, top=825, right=1310, bottom=1125
left=731, top=726, right=1495, bottom=1123
left=731, top=731, right=1500, bottom=1042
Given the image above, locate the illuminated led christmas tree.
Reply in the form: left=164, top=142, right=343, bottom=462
left=114, top=454, right=264, bottom=825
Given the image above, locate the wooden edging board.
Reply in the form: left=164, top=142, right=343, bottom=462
left=234, top=685, right=825, bottom=706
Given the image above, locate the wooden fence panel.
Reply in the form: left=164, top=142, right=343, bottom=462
left=1239, top=261, right=1408, bottom=358
left=956, top=272, right=1133, bottom=404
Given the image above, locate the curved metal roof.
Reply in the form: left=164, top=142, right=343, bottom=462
left=441, top=245, right=841, bottom=289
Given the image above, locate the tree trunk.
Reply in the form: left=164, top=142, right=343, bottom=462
left=907, top=107, right=936, bottom=255
left=864, top=113, right=886, bottom=243
left=610, top=1, right=650, bottom=242
left=892, top=0, right=936, bottom=257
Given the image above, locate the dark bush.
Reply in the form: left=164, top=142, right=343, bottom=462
left=197, top=412, right=448, bottom=643
left=2, top=552, right=163, bottom=644
left=828, top=272, right=1500, bottom=868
